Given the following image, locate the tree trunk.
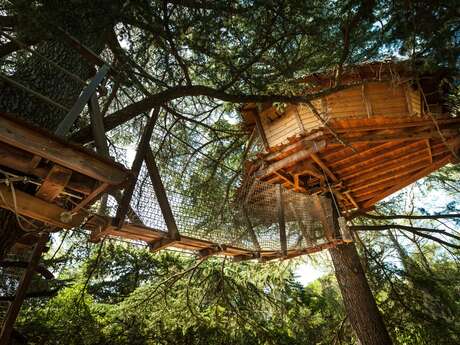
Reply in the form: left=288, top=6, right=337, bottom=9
left=329, top=242, right=393, bottom=345
left=0, top=1, right=118, bottom=259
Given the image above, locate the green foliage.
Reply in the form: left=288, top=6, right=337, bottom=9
left=13, top=231, right=460, bottom=345
left=15, top=245, right=351, bottom=345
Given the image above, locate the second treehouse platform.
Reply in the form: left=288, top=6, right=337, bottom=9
left=241, top=62, right=460, bottom=213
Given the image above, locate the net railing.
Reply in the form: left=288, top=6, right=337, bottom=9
left=96, top=122, right=340, bottom=253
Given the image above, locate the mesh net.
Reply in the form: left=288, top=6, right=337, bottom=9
left=95, top=118, right=340, bottom=253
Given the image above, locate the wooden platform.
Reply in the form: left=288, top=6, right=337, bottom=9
left=245, top=115, right=460, bottom=212
left=0, top=112, right=130, bottom=227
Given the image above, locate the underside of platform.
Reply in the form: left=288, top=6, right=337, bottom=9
left=247, top=115, right=460, bottom=212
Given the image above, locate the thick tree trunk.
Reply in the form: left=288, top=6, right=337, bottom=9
left=0, top=1, right=118, bottom=259
left=329, top=242, right=393, bottom=345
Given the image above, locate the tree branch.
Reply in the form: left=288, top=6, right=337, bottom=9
left=165, top=0, right=249, bottom=14
left=0, top=15, right=18, bottom=28
left=70, top=84, right=350, bottom=144
left=0, top=288, right=61, bottom=301
left=0, top=260, right=54, bottom=279
left=351, top=225, right=460, bottom=248
left=0, top=37, right=41, bottom=58
left=359, top=213, right=460, bottom=220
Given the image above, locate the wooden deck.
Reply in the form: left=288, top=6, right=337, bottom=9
left=0, top=112, right=130, bottom=227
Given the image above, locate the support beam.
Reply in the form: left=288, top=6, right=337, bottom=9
left=148, top=237, right=177, bottom=253
left=263, top=139, right=323, bottom=162
left=55, top=65, right=110, bottom=137
left=329, top=141, right=417, bottom=169
left=255, top=140, right=326, bottom=178
left=88, top=94, right=110, bottom=215
left=344, top=191, right=360, bottom=210
left=198, top=244, right=227, bottom=258
left=350, top=158, right=433, bottom=193
left=332, top=117, right=460, bottom=133
left=340, top=146, right=434, bottom=181
left=334, top=141, right=425, bottom=176
left=144, top=148, right=180, bottom=240
left=0, top=185, right=85, bottom=228
left=232, top=252, right=260, bottom=262
left=276, top=184, right=287, bottom=257
left=274, top=169, right=296, bottom=187
left=71, top=182, right=110, bottom=214
left=311, top=153, right=338, bottom=182
left=113, top=108, right=160, bottom=228
left=0, top=232, right=48, bottom=345
left=88, top=93, right=110, bottom=157
left=336, top=129, right=457, bottom=144
left=0, top=143, right=91, bottom=195
left=0, top=260, right=53, bottom=280
left=291, top=161, right=324, bottom=180
left=293, top=174, right=300, bottom=192
left=0, top=113, right=128, bottom=185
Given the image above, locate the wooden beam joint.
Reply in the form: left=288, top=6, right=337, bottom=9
left=198, top=244, right=227, bottom=258
left=148, top=237, right=177, bottom=253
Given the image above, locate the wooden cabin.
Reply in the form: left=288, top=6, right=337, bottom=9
left=241, top=62, right=460, bottom=213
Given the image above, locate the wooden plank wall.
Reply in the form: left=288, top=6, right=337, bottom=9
left=261, top=82, right=422, bottom=148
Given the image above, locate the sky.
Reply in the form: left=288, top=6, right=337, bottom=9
left=295, top=260, right=331, bottom=285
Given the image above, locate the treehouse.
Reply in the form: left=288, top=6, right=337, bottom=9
left=241, top=62, right=460, bottom=213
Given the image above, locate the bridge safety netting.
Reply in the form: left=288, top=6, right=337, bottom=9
left=97, top=114, right=338, bottom=253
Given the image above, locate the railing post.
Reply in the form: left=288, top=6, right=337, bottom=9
left=277, top=184, right=287, bottom=257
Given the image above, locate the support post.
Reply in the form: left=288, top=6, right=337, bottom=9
left=144, top=148, right=180, bottom=240
left=88, top=93, right=110, bottom=214
left=276, top=184, right=287, bottom=257
left=113, top=108, right=160, bottom=228
left=88, top=93, right=110, bottom=157
left=0, top=232, right=48, bottom=345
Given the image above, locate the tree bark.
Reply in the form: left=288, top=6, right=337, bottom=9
left=329, top=243, right=393, bottom=345
left=0, top=1, right=117, bottom=259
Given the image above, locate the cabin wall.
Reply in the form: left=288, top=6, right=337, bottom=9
left=260, top=100, right=322, bottom=147
left=260, top=81, right=422, bottom=148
